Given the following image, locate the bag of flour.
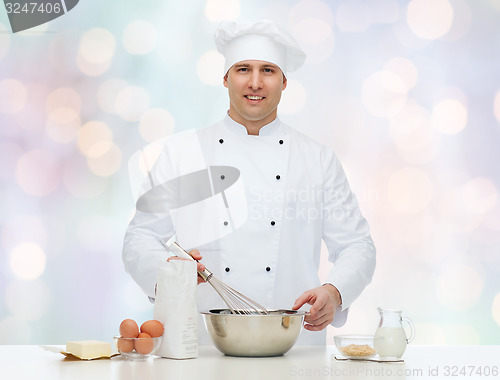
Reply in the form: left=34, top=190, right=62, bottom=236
left=154, top=259, right=198, bottom=359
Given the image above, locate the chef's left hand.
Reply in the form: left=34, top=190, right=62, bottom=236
left=292, top=284, right=342, bottom=331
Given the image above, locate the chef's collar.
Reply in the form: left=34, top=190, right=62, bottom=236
left=223, top=113, right=282, bottom=136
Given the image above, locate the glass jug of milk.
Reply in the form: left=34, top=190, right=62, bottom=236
left=374, top=307, right=415, bottom=358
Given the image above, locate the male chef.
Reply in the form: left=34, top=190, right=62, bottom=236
left=123, top=20, right=376, bottom=345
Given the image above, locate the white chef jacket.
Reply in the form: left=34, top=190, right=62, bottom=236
left=123, top=114, right=376, bottom=345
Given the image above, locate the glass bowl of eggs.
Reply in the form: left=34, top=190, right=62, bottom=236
left=114, top=319, right=164, bottom=360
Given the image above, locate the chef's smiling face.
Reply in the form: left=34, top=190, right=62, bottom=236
left=224, top=60, right=287, bottom=134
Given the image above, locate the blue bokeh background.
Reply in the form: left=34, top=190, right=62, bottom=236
left=1, top=0, right=499, bottom=345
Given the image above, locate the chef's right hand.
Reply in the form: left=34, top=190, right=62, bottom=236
left=167, top=249, right=206, bottom=284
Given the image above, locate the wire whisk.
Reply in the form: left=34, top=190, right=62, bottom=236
left=165, top=238, right=269, bottom=315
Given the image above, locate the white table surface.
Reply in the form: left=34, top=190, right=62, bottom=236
left=1, top=345, right=499, bottom=380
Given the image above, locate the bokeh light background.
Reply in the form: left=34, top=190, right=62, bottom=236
left=1, top=0, right=499, bottom=345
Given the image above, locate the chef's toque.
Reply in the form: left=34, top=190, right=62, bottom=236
left=214, top=19, right=306, bottom=76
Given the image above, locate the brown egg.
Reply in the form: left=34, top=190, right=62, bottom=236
left=135, top=332, right=154, bottom=355
left=119, top=319, right=139, bottom=338
left=140, top=320, right=164, bottom=338
left=117, top=337, right=134, bottom=353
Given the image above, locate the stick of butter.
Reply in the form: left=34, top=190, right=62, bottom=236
left=65, top=340, right=112, bottom=360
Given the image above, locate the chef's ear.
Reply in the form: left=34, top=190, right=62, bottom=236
left=223, top=72, right=229, bottom=88
left=282, top=74, right=287, bottom=91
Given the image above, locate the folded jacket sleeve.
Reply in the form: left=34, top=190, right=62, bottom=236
left=122, top=138, right=183, bottom=299
left=321, top=148, right=376, bottom=321
left=122, top=207, right=175, bottom=299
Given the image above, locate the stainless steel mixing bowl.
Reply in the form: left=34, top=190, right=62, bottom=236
left=201, top=309, right=306, bottom=357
